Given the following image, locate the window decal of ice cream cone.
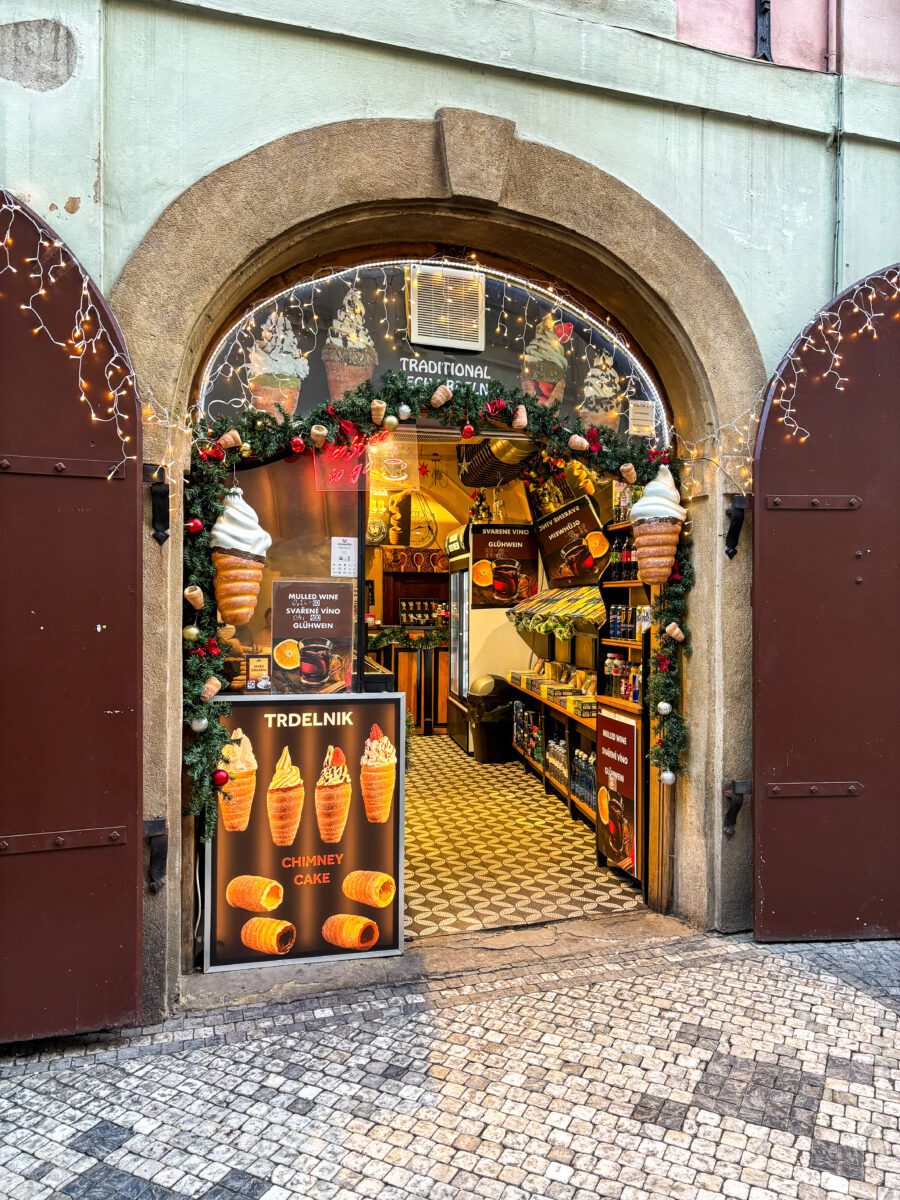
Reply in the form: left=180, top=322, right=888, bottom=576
left=521, top=314, right=567, bottom=408
left=629, top=465, right=686, bottom=584
left=577, top=351, right=635, bottom=431
left=247, top=310, right=308, bottom=422
left=217, top=729, right=257, bottom=831
left=266, top=747, right=304, bottom=846
left=225, top=875, right=284, bottom=912
left=322, top=914, right=379, bottom=951
left=240, top=917, right=296, bottom=956
left=315, top=745, right=352, bottom=843
left=321, top=287, right=378, bottom=403
left=209, top=488, right=272, bottom=627
left=360, top=724, right=396, bottom=823
left=342, top=871, right=396, bottom=909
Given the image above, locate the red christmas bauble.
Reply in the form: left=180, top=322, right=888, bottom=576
left=461, top=423, right=475, bottom=440
left=212, top=769, right=229, bottom=788
left=185, top=518, right=204, bottom=534
left=290, top=436, right=305, bottom=454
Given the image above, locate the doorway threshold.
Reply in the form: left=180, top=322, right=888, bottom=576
left=178, top=909, right=687, bottom=1016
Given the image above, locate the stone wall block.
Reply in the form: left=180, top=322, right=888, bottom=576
left=437, top=108, right=516, bottom=205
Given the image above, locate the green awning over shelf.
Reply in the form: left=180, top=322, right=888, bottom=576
left=509, top=586, right=606, bottom=636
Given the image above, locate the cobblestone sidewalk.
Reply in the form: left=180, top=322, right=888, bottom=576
left=0, top=928, right=897, bottom=1200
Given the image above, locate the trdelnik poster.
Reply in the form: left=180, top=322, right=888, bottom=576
left=270, top=580, right=354, bottom=695
left=206, top=694, right=404, bottom=969
left=470, top=523, right=539, bottom=608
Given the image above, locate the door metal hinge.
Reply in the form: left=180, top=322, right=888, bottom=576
left=143, top=818, right=168, bottom=892
left=765, top=781, right=864, bottom=798
left=0, top=826, right=126, bottom=854
left=723, top=780, right=752, bottom=838
left=766, top=494, right=862, bottom=510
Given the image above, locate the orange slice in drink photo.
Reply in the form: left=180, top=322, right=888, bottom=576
left=273, top=638, right=302, bottom=670
left=472, top=559, right=493, bottom=589
left=585, top=530, right=610, bottom=560
left=597, top=785, right=610, bottom=825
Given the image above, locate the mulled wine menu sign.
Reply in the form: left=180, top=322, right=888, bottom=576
left=534, top=497, right=608, bottom=588
left=470, top=523, right=539, bottom=609
left=271, top=580, right=354, bottom=695
left=597, top=709, right=639, bottom=878
left=205, top=694, right=404, bottom=970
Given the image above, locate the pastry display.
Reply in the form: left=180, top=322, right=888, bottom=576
left=247, top=310, right=309, bottom=421
left=322, top=914, right=379, bottom=951
left=577, top=351, right=634, bottom=431
left=521, top=314, right=567, bottom=408
left=360, top=724, right=397, bottom=823
left=266, top=747, right=304, bottom=846
left=629, top=465, right=686, bottom=584
left=315, top=746, right=352, bottom=843
left=217, top=729, right=257, bottom=832
left=240, top=917, right=296, bottom=956
left=210, top=488, right=272, bottom=626
left=225, top=875, right=284, bottom=912
left=321, top=288, right=378, bottom=403
left=342, top=870, right=396, bottom=909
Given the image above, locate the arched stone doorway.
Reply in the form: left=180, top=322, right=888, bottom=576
left=110, top=110, right=764, bottom=1007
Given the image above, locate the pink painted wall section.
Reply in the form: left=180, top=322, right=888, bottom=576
left=676, top=0, right=900, bottom=84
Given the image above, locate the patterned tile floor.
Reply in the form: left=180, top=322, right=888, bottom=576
left=403, top=735, right=642, bottom=939
left=1, top=931, right=898, bottom=1200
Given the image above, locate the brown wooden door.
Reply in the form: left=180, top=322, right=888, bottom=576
left=752, top=267, right=899, bottom=941
left=0, top=194, right=142, bottom=1040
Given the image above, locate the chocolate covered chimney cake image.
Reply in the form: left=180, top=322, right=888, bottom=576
left=321, top=287, right=378, bottom=403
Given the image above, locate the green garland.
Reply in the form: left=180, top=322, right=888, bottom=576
left=367, top=625, right=449, bottom=651
left=184, top=371, right=692, bottom=837
left=646, top=539, right=693, bottom=775
left=510, top=612, right=576, bottom=641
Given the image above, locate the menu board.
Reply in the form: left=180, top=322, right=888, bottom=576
left=534, top=497, right=608, bottom=588
left=271, top=580, right=354, bottom=695
left=470, top=523, right=539, bottom=608
left=205, top=694, right=404, bottom=970
left=597, top=709, right=639, bottom=878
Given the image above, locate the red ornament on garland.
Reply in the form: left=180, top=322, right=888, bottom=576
left=326, top=405, right=336, bottom=416
left=185, top=518, right=204, bottom=534
left=212, top=769, right=229, bottom=788
left=461, top=423, right=475, bottom=439
left=289, top=436, right=305, bottom=454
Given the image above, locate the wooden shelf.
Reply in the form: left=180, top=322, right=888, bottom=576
left=604, top=520, right=632, bottom=532
left=602, top=579, right=646, bottom=589
left=602, top=638, right=643, bottom=649
left=512, top=743, right=544, bottom=773
left=570, top=793, right=597, bottom=824
left=598, top=694, right=643, bottom=715
left=508, top=680, right=597, bottom=733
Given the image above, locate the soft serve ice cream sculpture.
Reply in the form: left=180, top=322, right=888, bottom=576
left=321, top=287, right=378, bottom=404
left=247, top=310, right=309, bottom=422
left=629, top=465, right=686, bottom=585
left=210, top=488, right=272, bottom=626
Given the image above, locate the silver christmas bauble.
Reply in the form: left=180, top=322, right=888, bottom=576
left=660, top=769, right=677, bottom=786
left=657, top=701, right=673, bottom=716
left=190, top=715, right=209, bottom=733
left=398, top=404, right=412, bottom=421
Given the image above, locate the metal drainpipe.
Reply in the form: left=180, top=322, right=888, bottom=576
left=826, top=0, right=845, bottom=293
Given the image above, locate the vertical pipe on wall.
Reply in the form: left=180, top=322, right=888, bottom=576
left=826, top=0, right=845, bottom=293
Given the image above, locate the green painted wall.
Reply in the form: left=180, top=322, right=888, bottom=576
left=2, top=0, right=898, bottom=371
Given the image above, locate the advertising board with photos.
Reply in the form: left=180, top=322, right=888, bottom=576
left=533, top=496, right=609, bottom=588
left=470, top=523, right=539, bottom=608
left=205, top=694, right=404, bottom=970
left=596, top=708, right=642, bottom=881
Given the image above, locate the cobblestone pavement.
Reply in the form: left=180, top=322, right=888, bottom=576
left=0, top=926, right=897, bottom=1200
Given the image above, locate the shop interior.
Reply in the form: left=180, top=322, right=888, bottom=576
left=201, top=258, right=671, bottom=949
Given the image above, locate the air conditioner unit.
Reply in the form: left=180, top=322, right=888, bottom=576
left=408, top=265, right=485, bottom=352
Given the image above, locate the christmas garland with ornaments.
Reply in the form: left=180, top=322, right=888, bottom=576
left=183, top=372, right=692, bottom=836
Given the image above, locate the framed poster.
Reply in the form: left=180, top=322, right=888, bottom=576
left=270, top=579, right=354, bottom=695
left=470, top=523, right=539, bottom=608
left=205, top=693, right=404, bottom=970
left=597, top=708, right=640, bottom=879
left=534, top=497, right=608, bottom=588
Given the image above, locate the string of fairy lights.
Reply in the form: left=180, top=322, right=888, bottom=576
left=2, top=190, right=896, bottom=497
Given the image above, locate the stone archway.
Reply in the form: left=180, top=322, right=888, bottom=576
left=112, top=109, right=764, bottom=1010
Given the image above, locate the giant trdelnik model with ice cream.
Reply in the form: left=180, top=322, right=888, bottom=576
left=628, top=464, right=686, bottom=584
left=209, top=487, right=272, bottom=626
